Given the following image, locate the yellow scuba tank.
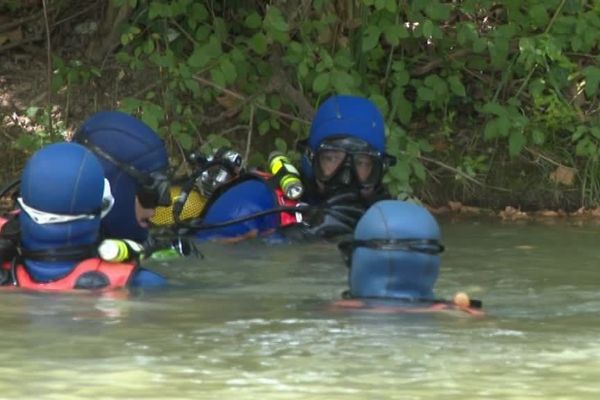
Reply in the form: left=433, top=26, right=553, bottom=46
left=150, top=185, right=207, bottom=226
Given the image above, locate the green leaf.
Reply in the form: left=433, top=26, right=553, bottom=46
left=483, top=119, right=498, bottom=140
left=396, top=92, right=412, bottom=125
left=264, top=6, right=289, bottom=32
left=249, top=32, right=268, bottom=55
left=531, top=129, right=545, bottom=145
left=528, top=4, right=549, bottom=27
left=383, top=24, right=400, bottom=46
left=190, top=3, right=209, bottom=23
left=422, top=20, right=435, bottom=38
left=417, top=86, right=435, bottom=101
left=374, top=0, right=386, bottom=10
left=143, top=39, right=155, bottom=54
left=210, top=68, right=226, bottom=87
left=141, top=105, right=163, bottom=131
left=188, top=36, right=222, bottom=68
left=220, top=58, right=237, bottom=84
left=258, top=119, right=270, bottom=136
left=390, top=159, right=410, bottom=183
left=508, top=130, right=526, bottom=157
left=312, top=72, right=330, bottom=93
left=274, top=137, right=287, bottom=153
left=362, top=26, right=382, bottom=52
left=583, top=66, right=600, bottom=97
left=385, top=0, right=397, bottom=12
left=244, top=12, right=262, bottom=29
left=496, top=116, right=511, bottom=137
left=369, top=94, right=389, bottom=117
left=411, top=160, right=427, bottom=181
left=457, top=22, right=477, bottom=45
left=178, top=133, right=193, bottom=150
left=188, top=47, right=210, bottom=68
left=482, top=102, right=507, bottom=117
left=183, top=78, right=200, bottom=94
left=148, top=2, right=167, bottom=19
left=472, top=38, right=487, bottom=53
left=448, top=76, right=466, bottom=97
left=332, top=71, right=354, bottom=93
left=425, top=2, right=451, bottom=21
left=298, top=62, right=309, bottom=78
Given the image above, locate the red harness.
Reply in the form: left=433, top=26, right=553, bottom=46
left=2, top=258, right=136, bottom=291
left=237, top=171, right=303, bottom=227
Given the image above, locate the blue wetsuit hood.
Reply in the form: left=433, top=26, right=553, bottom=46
left=301, top=95, right=386, bottom=188
left=348, top=200, right=441, bottom=301
left=19, top=142, right=105, bottom=281
left=74, top=111, right=168, bottom=242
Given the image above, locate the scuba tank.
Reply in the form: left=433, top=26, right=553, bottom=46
left=268, top=151, right=304, bottom=200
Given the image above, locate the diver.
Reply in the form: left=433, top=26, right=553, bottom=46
left=298, top=94, right=395, bottom=207
left=0, top=142, right=166, bottom=289
left=159, top=94, right=396, bottom=242
left=72, top=111, right=171, bottom=243
left=333, top=200, right=483, bottom=315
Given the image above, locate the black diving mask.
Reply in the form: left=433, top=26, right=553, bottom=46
left=305, top=136, right=395, bottom=190
left=78, top=139, right=172, bottom=209
left=337, top=238, right=445, bottom=267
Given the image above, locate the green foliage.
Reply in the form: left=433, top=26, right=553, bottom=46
left=52, top=56, right=102, bottom=91
left=13, top=107, right=69, bottom=152
left=49, top=0, right=599, bottom=206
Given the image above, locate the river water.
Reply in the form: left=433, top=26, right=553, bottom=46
left=0, top=218, right=599, bottom=399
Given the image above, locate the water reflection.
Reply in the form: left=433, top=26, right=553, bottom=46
left=1, top=219, right=599, bottom=399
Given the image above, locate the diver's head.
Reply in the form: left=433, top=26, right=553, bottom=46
left=19, top=142, right=113, bottom=250
left=73, top=111, right=170, bottom=242
left=338, top=200, right=443, bottom=301
left=301, top=95, right=395, bottom=198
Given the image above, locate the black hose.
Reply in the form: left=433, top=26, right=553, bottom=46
left=182, top=204, right=310, bottom=231
left=0, top=178, right=20, bottom=199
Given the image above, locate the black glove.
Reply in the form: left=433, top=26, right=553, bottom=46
left=300, top=192, right=366, bottom=238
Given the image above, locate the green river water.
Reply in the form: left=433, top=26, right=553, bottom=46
left=0, top=218, right=599, bottom=399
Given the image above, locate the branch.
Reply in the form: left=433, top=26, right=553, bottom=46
left=0, top=10, right=46, bottom=33
left=192, top=75, right=310, bottom=125
left=0, top=35, right=43, bottom=53
left=418, top=154, right=511, bottom=192
left=42, top=0, right=53, bottom=134
left=244, top=106, right=255, bottom=166
left=411, top=49, right=471, bottom=77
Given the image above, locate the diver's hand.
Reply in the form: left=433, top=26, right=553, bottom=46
left=301, top=192, right=366, bottom=238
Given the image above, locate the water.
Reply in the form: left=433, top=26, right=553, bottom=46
left=1, top=219, right=600, bottom=399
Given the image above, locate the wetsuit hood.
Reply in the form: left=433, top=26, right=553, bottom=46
left=348, top=200, right=441, bottom=300
left=74, top=111, right=168, bottom=242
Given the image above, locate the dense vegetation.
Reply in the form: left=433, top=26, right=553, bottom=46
left=1, top=0, right=599, bottom=210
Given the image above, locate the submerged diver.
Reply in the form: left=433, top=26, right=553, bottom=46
left=333, top=200, right=483, bottom=316
left=160, top=95, right=396, bottom=242
left=0, top=142, right=166, bottom=289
